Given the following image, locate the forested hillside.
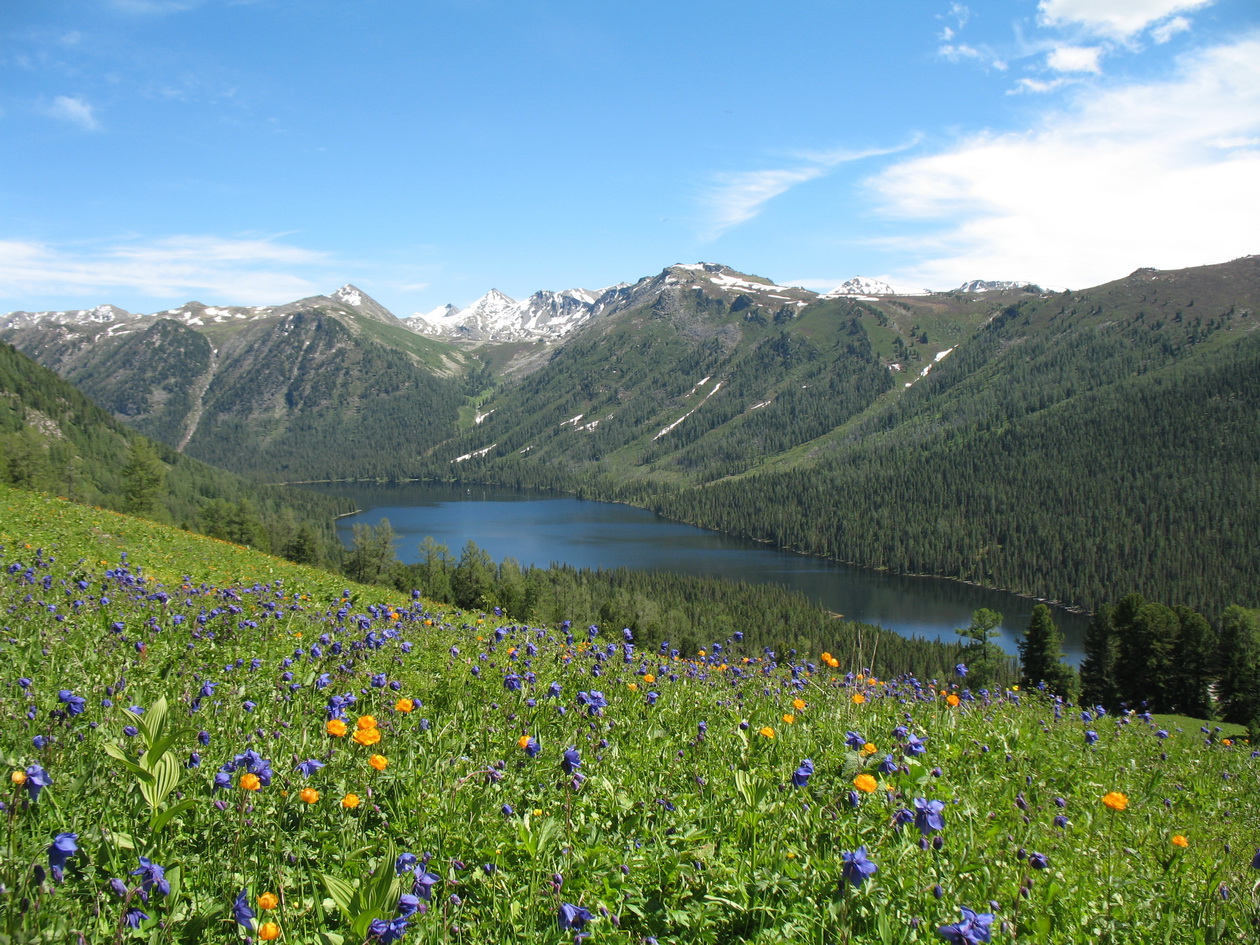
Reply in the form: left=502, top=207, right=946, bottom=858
left=0, top=340, right=350, bottom=564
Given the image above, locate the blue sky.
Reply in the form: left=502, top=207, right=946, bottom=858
left=2, top=0, right=1257, bottom=316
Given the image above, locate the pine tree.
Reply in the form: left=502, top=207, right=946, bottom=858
left=1170, top=606, right=1212, bottom=718
left=1079, top=604, right=1120, bottom=710
left=1216, top=606, right=1260, bottom=727
left=957, top=608, right=1002, bottom=689
left=121, top=439, right=166, bottom=517
left=1019, top=603, right=1075, bottom=698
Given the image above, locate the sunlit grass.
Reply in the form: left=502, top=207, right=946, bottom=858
left=1, top=484, right=1256, bottom=943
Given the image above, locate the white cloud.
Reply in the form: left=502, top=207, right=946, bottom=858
left=46, top=95, right=100, bottom=131
left=867, top=34, right=1260, bottom=289
left=0, top=235, right=333, bottom=308
left=701, top=142, right=916, bottom=241
left=1011, top=76, right=1072, bottom=94
left=1151, top=16, right=1193, bottom=43
left=1037, top=0, right=1215, bottom=40
left=1047, top=45, right=1103, bottom=73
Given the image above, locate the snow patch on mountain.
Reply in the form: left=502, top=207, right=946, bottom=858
left=822, top=276, right=930, bottom=298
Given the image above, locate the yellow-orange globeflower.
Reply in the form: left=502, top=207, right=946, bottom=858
left=394, top=698, right=414, bottom=713
left=759, top=726, right=776, bottom=739
left=258, top=892, right=279, bottom=910
left=852, top=693, right=867, bottom=705
left=792, top=698, right=806, bottom=711
left=299, top=788, right=319, bottom=804
left=10, top=770, right=26, bottom=786
left=341, top=793, right=361, bottom=809
left=369, top=754, right=388, bottom=771
left=240, top=773, right=262, bottom=791
left=326, top=719, right=348, bottom=737
left=627, top=682, right=639, bottom=691
left=946, top=693, right=961, bottom=707
left=258, top=922, right=280, bottom=941
left=643, top=673, right=655, bottom=684
left=1171, top=834, right=1189, bottom=848
left=782, top=713, right=796, bottom=725
left=353, top=727, right=382, bottom=747
left=1102, top=791, right=1128, bottom=812
left=853, top=773, right=878, bottom=793
left=356, top=715, right=378, bottom=731
left=862, top=742, right=877, bottom=756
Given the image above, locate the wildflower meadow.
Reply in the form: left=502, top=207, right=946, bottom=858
left=1, top=487, right=1257, bottom=943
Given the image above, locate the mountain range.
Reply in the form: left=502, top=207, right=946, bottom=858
left=2, top=255, right=1257, bottom=615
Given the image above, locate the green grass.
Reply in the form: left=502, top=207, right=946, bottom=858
left=1, top=484, right=1256, bottom=943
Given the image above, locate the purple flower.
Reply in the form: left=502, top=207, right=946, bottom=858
left=791, top=758, right=815, bottom=788
left=840, top=846, right=878, bottom=888
left=1085, top=730, right=1099, bottom=745
left=904, top=733, right=927, bottom=756
left=297, top=758, right=325, bottom=777
left=1029, top=852, right=1049, bottom=870
left=233, top=888, right=255, bottom=927
left=124, top=908, right=149, bottom=928
left=58, top=689, right=87, bottom=715
left=562, top=747, right=582, bottom=775
left=937, top=906, right=994, bottom=944
left=891, top=807, right=915, bottom=829
left=24, top=764, right=51, bottom=802
left=369, top=916, right=409, bottom=943
left=878, top=754, right=899, bottom=774
left=845, top=731, right=866, bottom=751
left=412, top=869, right=440, bottom=901
left=47, top=832, right=77, bottom=882
left=397, top=893, right=423, bottom=917
left=914, top=797, right=945, bottom=835
left=131, top=857, right=170, bottom=899
left=558, top=902, right=593, bottom=932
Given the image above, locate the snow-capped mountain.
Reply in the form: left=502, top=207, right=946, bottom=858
left=822, top=276, right=930, bottom=299
left=0, top=284, right=400, bottom=333
left=954, top=279, right=1038, bottom=293
left=403, top=263, right=817, bottom=343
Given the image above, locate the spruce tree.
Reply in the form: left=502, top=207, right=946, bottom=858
left=1019, top=603, right=1075, bottom=698
left=1170, top=606, right=1213, bottom=718
left=1079, top=604, right=1119, bottom=710
left=1216, top=606, right=1260, bottom=727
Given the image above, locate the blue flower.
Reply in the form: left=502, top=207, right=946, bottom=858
left=558, top=902, right=593, bottom=931
left=395, top=853, right=418, bottom=875
left=791, top=758, right=814, bottom=788
left=845, top=731, right=866, bottom=751
left=840, top=846, right=878, bottom=888
left=24, top=764, right=51, bottom=802
left=562, top=747, right=582, bottom=774
left=368, top=916, right=409, bottom=942
left=297, top=758, right=325, bottom=777
left=124, top=908, right=149, bottom=929
left=397, top=893, right=423, bottom=917
left=47, top=832, right=77, bottom=882
left=955, top=663, right=968, bottom=677
left=878, top=754, right=899, bottom=774
left=913, top=798, right=945, bottom=835
left=233, top=888, right=255, bottom=927
left=131, top=857, right=170, bottom=900
left=58, top=689, right=87, bottom=715
left=937, top=906, right=994, bottom=944
left=412, top=869, right=440, bottom=901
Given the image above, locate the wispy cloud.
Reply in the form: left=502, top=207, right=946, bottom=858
left=1037, top=0, right=1215, bottom=41
left=45, top=95, right=100, bottom=131
left=868, top=33, right=1260, bottom=289
left=700, top=141, right=918, bottom=241
left=0, top=235, right=334, bottom=309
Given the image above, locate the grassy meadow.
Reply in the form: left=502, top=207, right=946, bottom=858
left=1, top=485, right=1257, bottom=944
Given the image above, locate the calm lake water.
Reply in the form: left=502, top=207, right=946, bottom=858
left=312, top=481, right=1089, bottom=664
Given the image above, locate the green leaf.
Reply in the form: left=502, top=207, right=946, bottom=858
left=320, top=874, right=356, bottom=921
left=151, top=796, right=196, bottom=833
left=102, top=742, right=155, bottom=783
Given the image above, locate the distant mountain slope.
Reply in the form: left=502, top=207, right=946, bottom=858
left=0, top=286, right=472, bottom=481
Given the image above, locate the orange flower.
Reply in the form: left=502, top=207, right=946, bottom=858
left=353, top=727, right=382, bottom=747
left=369, top=754, right=388, bottom=771
left=759, top=726, right=776, bottom=739
left=862, top=742, right=877, bottom=755
left=356, top=715, right=378, bottom=731
left=782, top=713, right=796, bottom=725
left=792, top=698, right=806, bottom=711
left=946, top=693, right=961, bottom=707
left=240, top=773, right=262, bottom=791
left=643, top=673, right=655, bottom=684
left=299, top=788, right=319, bottom=804
left=1171, top=834, right=1189, bottom=848
left=627, top=682, right=639, bottom=691
left=852, top=693, right=867, bottom=705
left=1222, top=738, right=1233, bottom=746
left=1102, top=791, right=1128, bottom=811
left=10, top=770, right=26, bottom=786
left=258, top=921, right=280, bottom=941
left=394, top=698, right=414, bottom=713
left=853, top=773, right=878, bottom=793
left=518, top=734, right=532, bottom=750
left=326, top=719, right=348, bottom=737
left=341, top=793, right=361, bottom=809
left=258, top=892, right=279, bottom=910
